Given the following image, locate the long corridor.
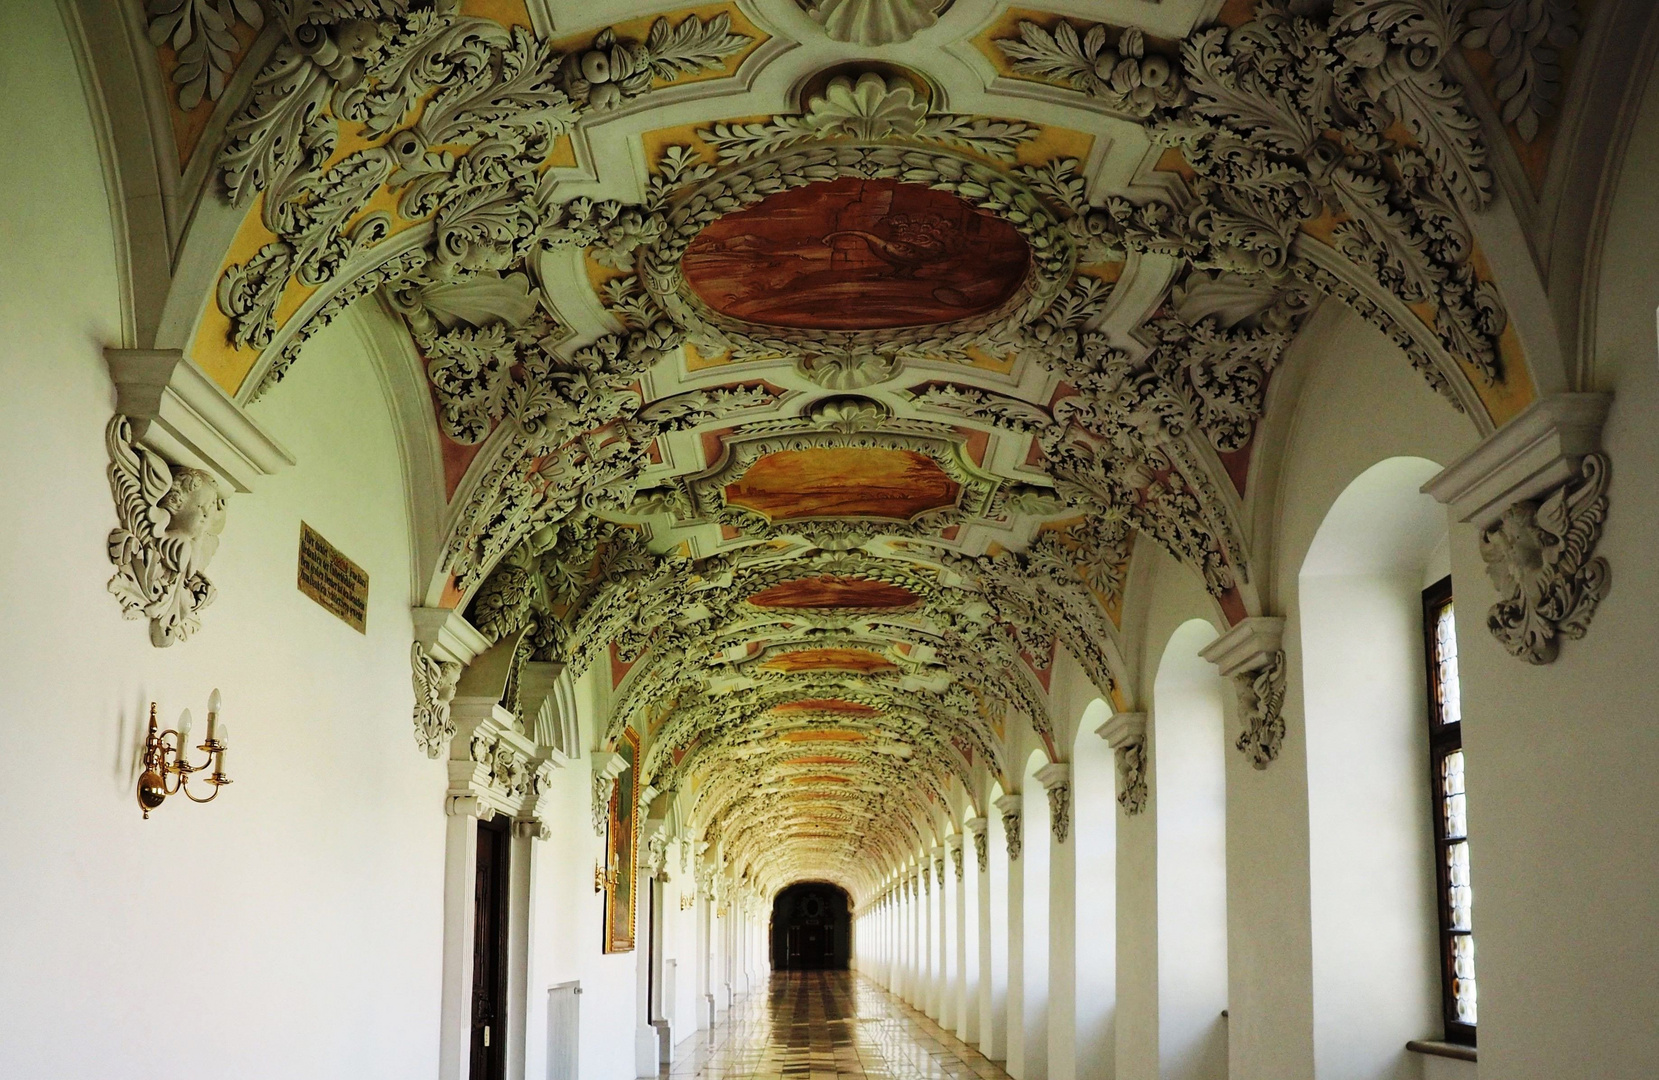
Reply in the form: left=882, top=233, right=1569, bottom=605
left=668, top=973, right=1012, bottom=1080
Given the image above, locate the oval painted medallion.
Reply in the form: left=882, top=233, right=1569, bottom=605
left=681, top=177, right=1030, bottom=330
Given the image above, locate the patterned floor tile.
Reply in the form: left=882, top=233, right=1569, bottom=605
left=663, top=972, right=1013, bottom=1080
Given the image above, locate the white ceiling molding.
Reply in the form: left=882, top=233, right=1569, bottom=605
left=106, top=348, right=293, bottom=493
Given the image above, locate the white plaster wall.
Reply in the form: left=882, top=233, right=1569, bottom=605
left=1117, top=548, right=1215, bottom=1080
left=1300, top=459, right=1446, bottom=1080
left=983, top=783, right=1011, bottom=1061
left=1239, top=299, right=1474, bottom=1080
left=0, top=8, right=446, bottom=1076
left=1022, top=753, right=1053, bottom=1080
left=665, top=842, right=702, bottom=1039
left=1151, top=621, right=1228, bottom=1080
left=522, top=667, right=638, bottom=1080
left=1444, top=45, right=1659, bottom=1079
left=1070, top=695, right=1117, bottom=1080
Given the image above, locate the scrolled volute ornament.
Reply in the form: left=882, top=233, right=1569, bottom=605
left=1481, top=453, right=1611, bottom=664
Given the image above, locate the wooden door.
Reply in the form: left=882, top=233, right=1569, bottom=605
left=472, top=816, right=510, bottom=1080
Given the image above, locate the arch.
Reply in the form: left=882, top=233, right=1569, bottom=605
left=1152, top=618, right=1229, bottom=1080
left=1071, top=697, right=1118, bottom=1080
left=771, top=881, right=851, bottom=970
left=1300, top=456, right=1448, bottom=1078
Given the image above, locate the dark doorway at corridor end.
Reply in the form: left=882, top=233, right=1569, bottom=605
left=771, top=882, right=851, bottom=970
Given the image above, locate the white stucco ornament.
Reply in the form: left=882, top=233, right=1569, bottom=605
left=410, top=641, right=463, bottom=759
left=1481, top=453, right=1611, bottom=664
left=804, top=0, right=947, bottom=46
left=105, top=416, right=227, bottom=647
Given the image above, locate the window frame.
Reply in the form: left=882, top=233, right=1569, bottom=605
left=1422, top=575, right=1476, bottom=1046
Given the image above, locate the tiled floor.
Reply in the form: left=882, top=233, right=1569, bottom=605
left=667, top=971, right=1010, bottom=1080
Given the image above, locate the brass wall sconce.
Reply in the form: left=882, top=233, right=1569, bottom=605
left=593, top=860, right=618, bottom=893
left=137, top=690, right=232, bottom=818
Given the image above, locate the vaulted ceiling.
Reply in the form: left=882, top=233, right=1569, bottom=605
left=134, top=0, right=1567, bottom=897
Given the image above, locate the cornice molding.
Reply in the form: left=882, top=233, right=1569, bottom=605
left=105, top=348, right=293, bottom=493
left=1423, top=393, right=1612, bottom=526
left=412, top=605, right=492, bottom=667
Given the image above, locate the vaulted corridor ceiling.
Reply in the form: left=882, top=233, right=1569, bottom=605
left=147, top=0, right=1549, bottom=899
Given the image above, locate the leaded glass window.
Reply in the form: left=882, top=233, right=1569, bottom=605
left=1424, top=577, right=1476, bottom=1044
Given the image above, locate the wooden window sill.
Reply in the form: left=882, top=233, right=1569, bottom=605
left=1407, top=1040, right=1477, bottom=1062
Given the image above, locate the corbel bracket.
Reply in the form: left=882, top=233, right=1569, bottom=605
left=1097, top=711, right=1148, bottom=815
left=1424, top=394, right=1613, bottom=663
left=1034, top=762, right=1072, bottom=843
left=1201, top=617, right=1287, bottom=769
left=994, top=793, right=1023, bottom=862
left=590, top=751, right=631, bottom=837
left=964, top=815, right=989, bottom=872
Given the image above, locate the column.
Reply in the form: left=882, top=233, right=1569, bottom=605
left=942, top=840, right=961, bottom=1031
left=969, top=816, right=997, bottom=1055
left=1039, top=764, right=1076, bottom=1080
left=923, top=856, right=938, bottom=1019
left=438, top=801, right=481, bottom=1080
left=998, top=794, right=1027, bottom=1078
left=635, top=872, right=661, bottom=1078
left=696, top=878, right=712, bottom=1031
left=934, top=847, right=950, bottom=1023
left=951, top=834, right=971, bottom=1041
left=911, top=868, right=923, bottom=1007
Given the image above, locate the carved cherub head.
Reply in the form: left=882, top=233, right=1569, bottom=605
left=1480, top=501, right=1547, bottom=601
left=160, top=468, right=227, bottom=572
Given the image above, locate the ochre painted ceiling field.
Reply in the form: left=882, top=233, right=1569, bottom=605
left=143, top=0, right=1563, bottom=898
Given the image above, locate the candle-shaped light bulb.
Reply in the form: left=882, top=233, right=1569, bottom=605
left=205, top=688, right=221, bottom=745
left=214, top=722, right=229, bottom=777
left=177, top=708, right=193, bottom=741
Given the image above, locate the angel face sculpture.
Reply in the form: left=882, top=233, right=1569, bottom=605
left=1479, top=453, right=1611, bottom=664
left=104, top=416, right=228, bottom=647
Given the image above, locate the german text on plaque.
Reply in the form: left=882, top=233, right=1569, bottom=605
left=297, top=523, right=369, bottom=633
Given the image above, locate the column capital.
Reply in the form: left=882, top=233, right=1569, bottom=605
left=994, top=794, right=1023, bottom=861
left=1423, top=392, right=1610, bottom=526
left=1202, top=617, right=1289, bottom=770
left=1034, top=762, right=1072, bottom=843
left=1098, top=712, right=1149, bottom=816
left=1034, top=761, right=1070, bottom=790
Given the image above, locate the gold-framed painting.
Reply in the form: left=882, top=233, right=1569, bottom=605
left=603, top=727, right=640, bottom=953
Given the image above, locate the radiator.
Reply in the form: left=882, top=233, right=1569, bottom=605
left=546, top=981, right=581, bottom=1080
